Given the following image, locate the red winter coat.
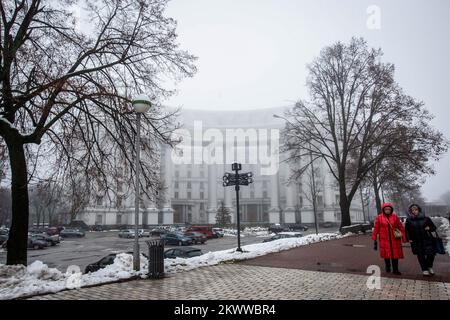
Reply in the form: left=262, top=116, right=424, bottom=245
left=372, top=203, right=407, bottom=259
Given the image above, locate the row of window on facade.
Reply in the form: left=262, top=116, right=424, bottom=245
left=95, top=191, right=341, bottom=207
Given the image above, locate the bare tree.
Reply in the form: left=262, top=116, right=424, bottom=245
left=441, top=191, right=450, bottom=206
left=0, top=0, right=196, bottom=265
left=281, top=37, right=446, bottom=229
left=0, top=140, right=6, bottom=184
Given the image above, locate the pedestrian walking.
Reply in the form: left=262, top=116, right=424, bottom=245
left=405, top=204, right=438, bottom=276
left=372, top=202, right=407, bottom=275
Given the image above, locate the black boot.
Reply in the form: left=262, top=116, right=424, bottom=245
left=392, top=259, right=401, bottom=275
left=384, top=259, right=391, bottom=273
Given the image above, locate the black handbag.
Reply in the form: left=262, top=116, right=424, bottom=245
left=429, top=231, right=446, bottom=255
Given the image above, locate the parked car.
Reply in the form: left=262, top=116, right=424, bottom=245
left=30, top=233, right=60, bottom=246
left=65, top=220, right=90, bottom=231
left=161, top=232, right=193, bottom=246
left=184, top=231, right=207, bottom=244
left=321, top=222, right=334, bottom=228
left=29, top=227, right=47, bottom=234
left=263, top=232, right=303, bottom=242
left=150, top=228, right=169, bottom=237
left=212, top=228, right=225, bottom=237
left=84, top=251, right=142, bottom=273
left=45, top=227, right=60, bottom=236
left=164, top=247, right=203, bottom=259
left=118, top=229, right=138, bottom=239
left=139, top=229, right=151, bottom=237
left=286, top=224, right=309, bottom=231
left=268, top=224, right=290, bottom=233
left=60, top=228, right=85, bottom=238
left=91, top=225, right=104, bottom=232
left=85, top=254, right=118, bottom=273
left=186, top=226, right=215, bottom=239
left=28, top=237, right=47, bottom=249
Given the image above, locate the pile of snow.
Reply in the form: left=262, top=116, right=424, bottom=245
left=0, top=232, right=343, bottom=300
left=164, top=233, right=343, bottom=273
left=222, top=226, right=271, bottom=237
left=0, top=253, right=147, bottom=300
left=434, top=216, right=450, bottom=255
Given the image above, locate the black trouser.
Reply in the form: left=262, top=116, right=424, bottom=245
left=417, top=253, right=435, bottom=271
left=384, top=259, right=399, bottom=272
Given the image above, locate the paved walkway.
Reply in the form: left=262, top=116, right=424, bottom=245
left=241, top=234, right=450, bottom=283
left=29, top=264, right=450, bottom=300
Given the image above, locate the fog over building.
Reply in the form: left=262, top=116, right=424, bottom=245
left=78, top=107, right=365, bottom=227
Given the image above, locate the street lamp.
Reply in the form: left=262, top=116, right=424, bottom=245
left=223, top=163, right=253, bottom=252
left=132, top=94, right=151, bottom=271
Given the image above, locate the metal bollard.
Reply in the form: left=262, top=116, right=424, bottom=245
left=146, top=240, right=165, bottom=279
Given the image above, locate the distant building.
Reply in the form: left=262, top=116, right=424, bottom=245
left=77, top=107, right=364, bottom=227
left=422, top=201, right=450, bottom=217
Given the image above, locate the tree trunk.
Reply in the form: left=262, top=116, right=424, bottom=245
left=6, top=139, right=29, bottom=265
left=373, top=178, right=382, bottom=214
left=339, top=190, right=352, bottom=229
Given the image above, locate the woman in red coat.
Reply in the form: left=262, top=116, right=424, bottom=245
left=372, top=202, right=407, bottom=275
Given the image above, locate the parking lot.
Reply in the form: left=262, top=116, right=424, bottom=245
left=0, top=227, right=338, bottom=272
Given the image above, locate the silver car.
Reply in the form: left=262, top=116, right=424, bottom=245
left=118, top=229, right=137, bottom=239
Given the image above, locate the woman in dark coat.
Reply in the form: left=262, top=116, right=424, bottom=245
left=372, top=202, right=407, bottom=275
left=405, top=204, right=437, bottom=276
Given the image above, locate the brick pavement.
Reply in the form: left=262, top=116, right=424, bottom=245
left=28, top=264, right=450, bottom=300
left=241, top=234, right=450, bottom=283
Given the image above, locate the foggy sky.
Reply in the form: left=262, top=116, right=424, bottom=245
left=164, top=0, right=450, bottom=202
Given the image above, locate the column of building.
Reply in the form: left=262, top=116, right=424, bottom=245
left=268, top=172, right=281, bottom=224
left=207, top=164, right=218, bottom=224
left=282, top=160, right=297, bottom=223
left=161, top=145, right=174, bottom=224
left=322, top=160, right=336, bottom=223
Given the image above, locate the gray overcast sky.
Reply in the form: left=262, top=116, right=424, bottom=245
left=163, top=0, right=450, bottom=202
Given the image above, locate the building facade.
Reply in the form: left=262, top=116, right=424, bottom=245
left=78, top=107, right=365, bottom=227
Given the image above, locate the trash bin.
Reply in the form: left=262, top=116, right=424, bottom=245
left=146, top=240, right=165, bottom=279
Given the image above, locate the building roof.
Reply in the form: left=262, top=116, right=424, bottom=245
left=178, top=106, right=289, bottom=129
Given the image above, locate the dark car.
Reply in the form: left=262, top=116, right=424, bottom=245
left=85, top=254, right=117, bottom=273
left=85, top=251, right=148, bottom=273
left=91, top=225, right=104, bottom=232
left=28, top=237, right=47, bottom=249
left=60, top=228, right=85, bottom=238
left=286, top=224, right=309, bottom=231
left=84, top=251, right=140, bottom=273
left=30, top=233, right=60, bottom=246
left=184, top=231, right=207, bottom=244
left=150, top=228, right=169, bottom=237
left=268, top=224, right=290, bottom=233
left=161, top=232, right=193, bottom=246
left=45, top=227, right=60, bottom=236
left=164, top=247, right=203, bottom=259
left=321, top=222, right=334, bottom=228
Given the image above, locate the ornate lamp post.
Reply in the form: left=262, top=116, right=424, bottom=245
left=223, top=163, right=253, bottom=252
left=132, top=94, right=151, bottom=271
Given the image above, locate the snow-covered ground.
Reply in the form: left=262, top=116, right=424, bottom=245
left=0, top=232, right=343, bottom=300
left=223, top=226, right=272, bottom=237
left=434, top=216, right=450, bottom=255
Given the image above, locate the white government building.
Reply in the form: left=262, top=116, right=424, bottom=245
left=77, top=107, right=365, bottom=227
